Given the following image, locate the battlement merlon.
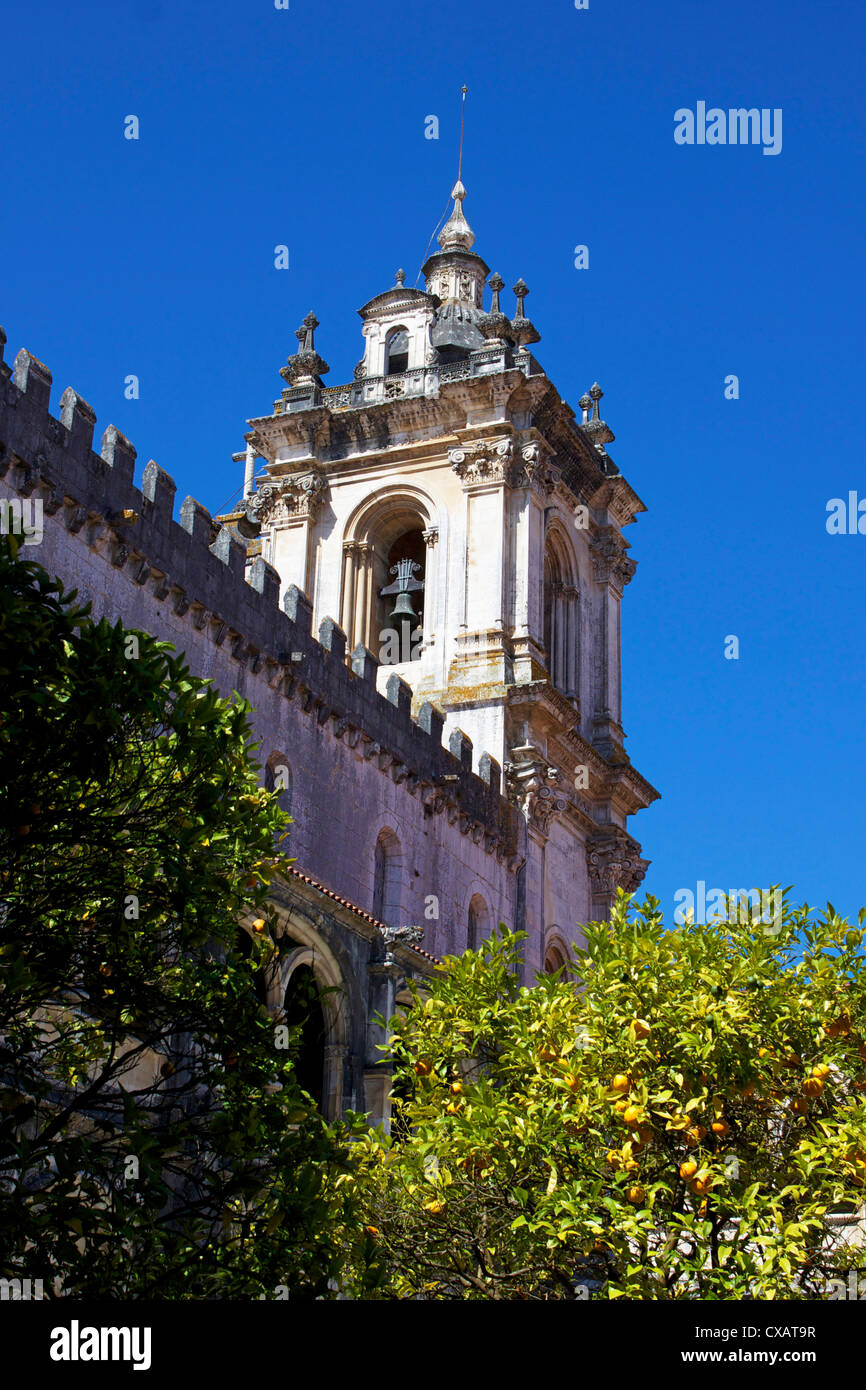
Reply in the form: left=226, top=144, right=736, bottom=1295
left=0, top=327, right=518, bottom=848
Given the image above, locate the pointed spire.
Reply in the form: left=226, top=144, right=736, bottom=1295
left=438, top=180, right=476, bottom=252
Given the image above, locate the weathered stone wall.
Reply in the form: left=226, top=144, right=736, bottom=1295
left=0, top=334, right=522, bottom=972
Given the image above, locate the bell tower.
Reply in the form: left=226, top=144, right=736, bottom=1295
left=235, top=173, right=658, bottom=935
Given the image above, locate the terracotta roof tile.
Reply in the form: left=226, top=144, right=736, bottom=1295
left=284, top=865, right=441, bottom=965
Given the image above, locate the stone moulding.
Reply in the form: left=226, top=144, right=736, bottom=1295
left=0, top=329, right=519, bottom=860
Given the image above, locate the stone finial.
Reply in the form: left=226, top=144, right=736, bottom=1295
left=281, top=311, right=330, bottom=385
left=395, top=268, right=406, bottom=287
left=301, top=312, right=319, bottom=353
left=478, top=272, right=512, bottom=346
left=510, top=278, right=541, bottom=347
left=581, top=383, right=615, bottom=445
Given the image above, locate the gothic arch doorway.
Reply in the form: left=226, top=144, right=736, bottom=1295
left=283, top=963, right=326, bottom=1111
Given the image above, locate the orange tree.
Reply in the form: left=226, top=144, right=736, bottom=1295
left=0, top=535, right=357, bottom=1299
left=341, top=892, right=866, bottom=1299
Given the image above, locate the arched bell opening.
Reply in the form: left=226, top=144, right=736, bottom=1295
left=376, top=526, right=425, bottom=665
left=341, top=492, right=436, bottom=664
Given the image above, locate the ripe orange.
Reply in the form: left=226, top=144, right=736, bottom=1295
left=614, top=1099, right=628, bottom=1114
left=691, top=1175, right=713, bottom=1197
left=623, top=1106, right=642, bottom=1128
left=566, top=1075, right=581, bottom=1093
left=627, top=1185, right=645, bottom=1205
left=680, top=1160, right=698, bottom=1180
left=252, top=919, right=266, bottom=933
left=450, top=1081, right=463, bottom=1096
left=802, top=1077, right=824, bottom=1099
left=811, top=1064, right=831, bottom=1081
left=685, top=1125, right=707, bottom=1147
left=414, top=1059, right=433, bottom=1077
left=711, top=1120, right=731, bottom=1138
left=610, top=1074, right=630, bottom=1094
left=423, top=1200, right=445, bottom=1215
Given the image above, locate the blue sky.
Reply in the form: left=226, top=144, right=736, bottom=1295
left=3, top=0, right=864, bottom=925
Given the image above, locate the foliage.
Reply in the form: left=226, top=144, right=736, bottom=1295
left=0, top=535, right=354, bottom=1299
left=342, top=891, right=866, bottom=1299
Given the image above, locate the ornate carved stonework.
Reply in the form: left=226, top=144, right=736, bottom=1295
left=449, top=437, right=514, bottom=487
left=504, top=751, right=569, bottom=836
left=586, top=830, right=649, bottom=901
left=590, top=526, right=636, bottom=591
left=247, top=469, right=329, bottom=525
left=516, top=442, right=556, bottom=496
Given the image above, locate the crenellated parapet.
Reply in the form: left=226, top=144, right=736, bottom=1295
left=0, top=328, right=520, bottom=860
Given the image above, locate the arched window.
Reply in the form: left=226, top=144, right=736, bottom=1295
left=467, top=893, right=490, bottom=951
left=544, top=941, right=568, bottom=976
left=264, top=752, right=293, bottom=816
left=283, top=964, right=326, bottom=1112
left=544, top=530, right=579, bottom=698
left=372, top=828, right=403, bottom=927
left=385, top=326, right=409, bottom=375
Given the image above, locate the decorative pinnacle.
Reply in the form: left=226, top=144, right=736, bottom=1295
left=302, top=312, right=319, bottom=351
left=510, top=278, right=541, bottom=347
left=438, top=179, right=475, bottom=252
left=488, top=272, right=504, bottom=314
left=281, top=310, right=330, bottom=385
left=578, top=393, right=592, bottom=423
left=395, top=268, right=406, bottom=286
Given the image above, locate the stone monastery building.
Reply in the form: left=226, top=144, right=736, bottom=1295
left=0, top=178, right=659, bottom=1125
